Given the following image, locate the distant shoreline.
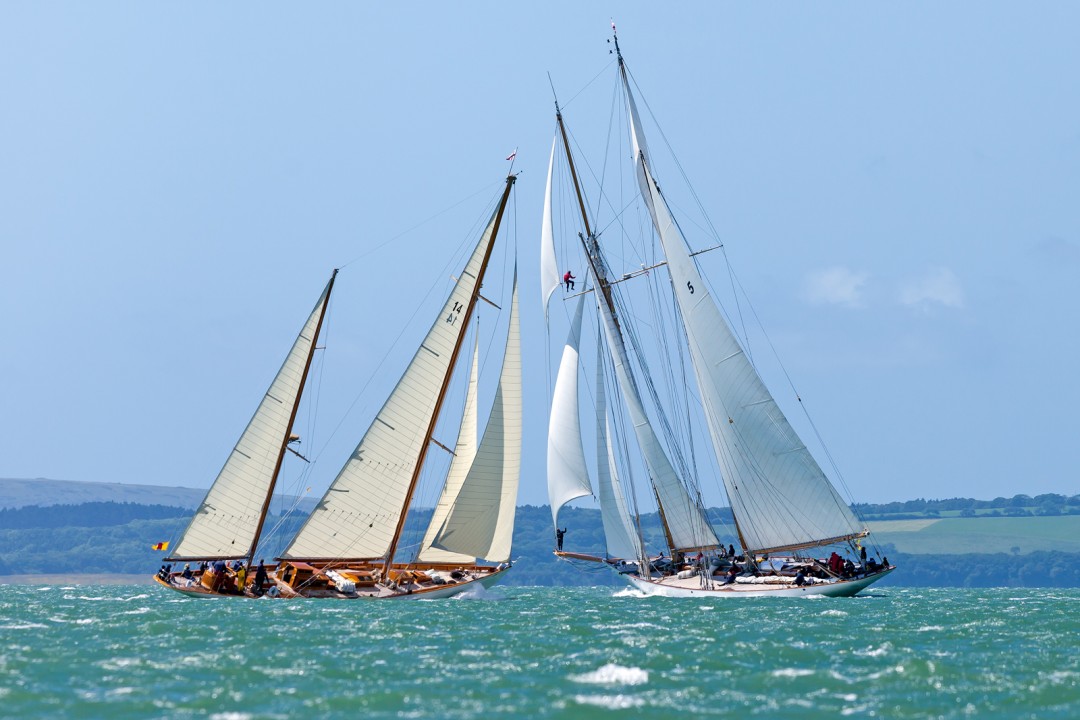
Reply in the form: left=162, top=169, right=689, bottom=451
left=0, top=573, right=150, bottom=586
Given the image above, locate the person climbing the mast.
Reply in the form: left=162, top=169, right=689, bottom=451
left=563, top=270, right=575, bottom=291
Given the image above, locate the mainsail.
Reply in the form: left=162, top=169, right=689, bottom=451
left=430, top=273, right=522, bottom=562
left=619, top=57, right=864, bottom=554
left=546, top=295, right=593, bottom=527
left=169, top=272, right=335, bottom=561
left=540, top=134, right=563, bottom=322
left=282, top=179, right=514, bottom=562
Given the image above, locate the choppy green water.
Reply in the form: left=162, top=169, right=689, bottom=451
left=0, top=584, right=1076, bottom=719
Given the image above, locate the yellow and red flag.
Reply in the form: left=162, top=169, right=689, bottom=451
left=152, top=541, right=169, bottom=551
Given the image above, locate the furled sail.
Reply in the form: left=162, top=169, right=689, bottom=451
left=282, top=197, right=507, bottom=561
left=595, top=341, right=645, bottom=561
left=595, top=284, right=719, bottom=552
left=430, top=273, right=522, bottom=562
left=546, top=295, right=593, bottom=527
left=170, top=275, right=334, bottom=560
left=540, top=133, right=562, bottom=322
left=621, top=69, right=864, bottom=554
left=416, top=338, right=480, bottom=565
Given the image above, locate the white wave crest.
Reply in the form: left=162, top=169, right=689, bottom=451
left=573, top=694, right=646, bottom=710
left=570, top=663, right=649, bottom=686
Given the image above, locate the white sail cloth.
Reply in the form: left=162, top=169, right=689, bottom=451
left=430, top=274, right=522, bottom=562
left=621, top=68, right=864, bottom=553
left=595, top=284, right=719, bottom=552
left=546, top=295, right=593, bottom=528
left=594, top=342, right=645, bottom=561
left=540, top=133, right=563, bottom=322
left=282, top=200, right=505, bottom=561
left=170, top=277, right=333, bottom=560
left=416, top=339, right=480, bottom=565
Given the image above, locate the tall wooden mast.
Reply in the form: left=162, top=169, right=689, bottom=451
left=382, top=175, right=517, bottom=573
left=245, top=269, right=337, bottom=568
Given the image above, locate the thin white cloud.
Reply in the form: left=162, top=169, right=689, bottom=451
left=804, top=266, right=868, bottom=307
left=899, top=267, right=964, bottom=309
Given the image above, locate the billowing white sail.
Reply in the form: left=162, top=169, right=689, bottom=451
left=547, top=295, right=593, bottom=527
left=595, top=343, right=645, bottom=561
left=430, top=274, right=522, bottom=562
left=621, top=71, right=864, bottom=554
left=540, top=133, right=562, bottom=322
left=595, top=285, right=719, bottom=552
left=282, top=200, right=505, bottom=561
left=417, top=339, right=480, bottom=565
left=170, top=276, right=334, bottom=560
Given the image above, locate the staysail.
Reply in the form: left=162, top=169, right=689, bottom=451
left=546, top=294, right=593, bottom=527
left=169, top=273, right=335, bottom=561
left=430, top=272, right=522, bottom=562
left=416, top=338, right=480, bottom=565
left=620, top=63, right=865, bottom=554
left=282, top=182, right=513, bottom=562
left=595, top=340, right=645, bottom=561
left=595, top=284, right=719, bottom=552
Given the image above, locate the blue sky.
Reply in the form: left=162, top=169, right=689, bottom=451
left=2, top=4, right=1078, bottom=508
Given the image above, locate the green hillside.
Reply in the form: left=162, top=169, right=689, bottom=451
left=869, top=516, right=1080, bottom=555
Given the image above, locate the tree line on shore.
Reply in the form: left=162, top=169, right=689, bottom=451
left=1, top=499, right=1078, bottom=587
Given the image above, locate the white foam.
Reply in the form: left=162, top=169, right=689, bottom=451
left=573, top=694, right=646, bottom=710
left=772, top=668, right=815, bottom=678
left=570, top=663, right=649, bottom=686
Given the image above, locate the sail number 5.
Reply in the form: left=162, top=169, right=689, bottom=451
left=687, top=281, right=695, bottom=295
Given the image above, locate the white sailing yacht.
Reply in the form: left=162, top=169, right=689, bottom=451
left=543, top=29, right=894, bottom=597
left=155, top=173, right=522, bottom=599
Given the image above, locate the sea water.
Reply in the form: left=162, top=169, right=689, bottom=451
left=0, top=585, right=1076, bottom=719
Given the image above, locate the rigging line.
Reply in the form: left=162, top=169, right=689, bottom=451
left=337, top=178, right=505, bottom=270
left=306, top=189, right=504, bottom=468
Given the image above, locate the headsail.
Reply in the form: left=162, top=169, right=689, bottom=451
left=282, top=180, right=514, bottom=562
left=595, top=284, right=719, bottom=552
left=540, top=133, right=563, bottom=322
left=169, top=273, right=335, bottom=561
left=546, top=294, right=593, bottom=527
left=430, top=272, right=522, bottom=562
left=619, top=62, right=864, bottom=554
left=595, top=340, right=645, bottom=561
left=416, top=338, right=480, bottom=565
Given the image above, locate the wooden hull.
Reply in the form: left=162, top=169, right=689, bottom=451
left=625, top=567, right=894, bottom=598
left=152, top=564, right=511, bottom=601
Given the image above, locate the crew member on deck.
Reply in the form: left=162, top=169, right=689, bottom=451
left=556, top=528, right=566, bottom=551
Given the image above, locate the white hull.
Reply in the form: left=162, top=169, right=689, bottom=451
left=625, top=568, right=893, bottom=598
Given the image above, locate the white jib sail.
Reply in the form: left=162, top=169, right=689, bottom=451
left=417, top=337, right=480, bottom=565
left=595, top=341, right=645, bottom=561
left=595, top=286, right=719, bottom=552
left=282, top=203, right=504, bottom=561
left=547, top=294, right=593, bottom=528
left=621, top=71, right=864, bottom=553
left=171, top=277, right=333, bottom=560
left=540, top=132, right=562, bottom=323
left=430, top=274, right=522, bottom=562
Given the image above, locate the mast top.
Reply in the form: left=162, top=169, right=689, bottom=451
left=609, top=20, right=624, bottom=66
